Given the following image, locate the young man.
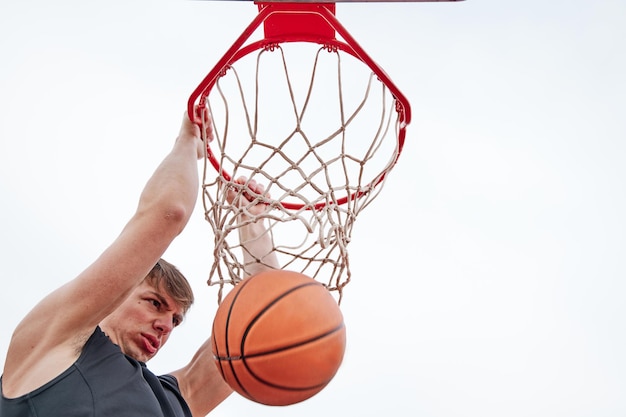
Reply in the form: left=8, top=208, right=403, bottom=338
left=0, top=112, right=273, bottom=416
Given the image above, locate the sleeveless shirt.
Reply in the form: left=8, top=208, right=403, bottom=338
left=0, top=327, right=192, bottom=417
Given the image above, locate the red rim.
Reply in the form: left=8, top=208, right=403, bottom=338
left=188, top=3, right=409, bottom=210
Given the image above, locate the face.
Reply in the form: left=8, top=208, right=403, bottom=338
left=99, top=281, right=185, bottom=362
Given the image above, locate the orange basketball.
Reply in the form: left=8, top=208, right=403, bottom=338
left=210, top=270, right=346, bottom=406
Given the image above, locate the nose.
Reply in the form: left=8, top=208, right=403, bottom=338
left=154, top=316, right=174, bottom=336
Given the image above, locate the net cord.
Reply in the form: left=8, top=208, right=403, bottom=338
left=201, top=43, right=400, bottom=303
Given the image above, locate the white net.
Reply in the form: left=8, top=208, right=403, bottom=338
left=200, top=42, right=403, bottom=303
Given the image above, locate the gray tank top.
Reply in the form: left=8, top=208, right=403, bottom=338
left=0, top=327, right=192, bottom=417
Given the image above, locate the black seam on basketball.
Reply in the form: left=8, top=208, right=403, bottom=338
left=214, top=322, right=345, bottom=360
left=211, top=310, right=227, bottom=380
left=221, top=278, right=255, bottom=397
left=239, top=281, right=322, bottom=357
left=240, top=322, right=344, bottom=391
left=212, top=330, right=227, bottom=379
left=239, top=281, right=327, bottom=398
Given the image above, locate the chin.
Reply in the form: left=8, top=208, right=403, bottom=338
left=125, top=347, right=150, bottom=363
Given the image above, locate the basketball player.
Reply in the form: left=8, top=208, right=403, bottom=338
left=0, top=112, right=275, bottom=417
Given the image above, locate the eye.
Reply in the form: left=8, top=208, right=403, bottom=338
left=150, top=299, right=161, bottom=309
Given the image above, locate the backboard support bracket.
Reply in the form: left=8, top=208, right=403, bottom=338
left=260, top=3, right=337, bottom=41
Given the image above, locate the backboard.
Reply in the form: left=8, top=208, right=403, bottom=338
left=204, top=1, right=464, bottom=2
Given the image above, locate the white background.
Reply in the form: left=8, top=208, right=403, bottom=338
left=1, top=1, right=625, bottom=416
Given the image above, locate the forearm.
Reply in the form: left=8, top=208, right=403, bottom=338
left=226, top=177, right=280, bottom=276
left=135, top=133, right=200, bottom=230
left=239, top=218, right=280, bottom=276
left=171, top=338, right=233, bottom=417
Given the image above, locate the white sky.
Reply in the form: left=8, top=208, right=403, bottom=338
left=1, top=1, right=626, bottom=416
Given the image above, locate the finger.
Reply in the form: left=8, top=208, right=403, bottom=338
left=246, top=179, right=258, bottom=193
left=226, top=177, right=247, bottom=205
left=203, top=115, right=214, bottom=143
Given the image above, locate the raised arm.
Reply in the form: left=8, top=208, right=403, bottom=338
left=171, top=177, right=279, bottom=415
left=2, top=113, right=209, bottom=398
left=228, top=177, right=280, bottom=276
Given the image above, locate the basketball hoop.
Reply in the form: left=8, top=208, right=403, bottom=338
left=189, top=2, right=412, bottom=303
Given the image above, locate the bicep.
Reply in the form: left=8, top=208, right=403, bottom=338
left=7, top=209, right=182, bottom=369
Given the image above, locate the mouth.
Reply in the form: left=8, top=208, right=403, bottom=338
left=141, top=333, right=160, bottom=355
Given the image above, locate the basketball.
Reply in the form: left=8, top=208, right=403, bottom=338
left=210, top=270, right=346, bottom=406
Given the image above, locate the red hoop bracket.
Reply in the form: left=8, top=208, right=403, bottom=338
left=260, top=2, right=337, bottom=41
left=188, top=3, right=411, bottom=127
